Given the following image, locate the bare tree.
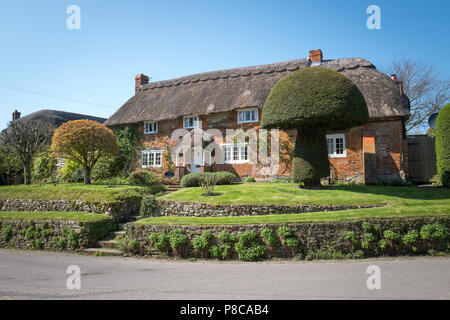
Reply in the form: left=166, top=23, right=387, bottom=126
left=388, top=58, right=450, bottom=132
left=1, top=120, right=55, bottom=184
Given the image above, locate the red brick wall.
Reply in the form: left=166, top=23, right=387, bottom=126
left=133, top=109, right=408, bottom=184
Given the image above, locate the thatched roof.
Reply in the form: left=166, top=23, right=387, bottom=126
left=14, top=109, right=106, bottom=127
left=105, top=58, right=410, bottom=126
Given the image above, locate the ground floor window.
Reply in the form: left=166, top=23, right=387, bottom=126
left=141, top=150, right=162, bottom=168
left=223, top=144, right=249, bottom=164
left=326, top=134, right=346, bottom=158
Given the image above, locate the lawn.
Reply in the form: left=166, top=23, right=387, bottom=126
left=0, top=211, right=112, bottom=222
left=0, top=183, right=160, bottom=202
left=141, top=183, right=450, bottom=225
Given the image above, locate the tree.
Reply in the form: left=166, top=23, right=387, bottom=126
left=1, top=120, right=55, bottom=185
left=51, top=120, right=118, bottom=184
left=0, top=144, right=23, bottom=185
left=261, top=67, right=369, bottom=189
left=436, top=103, right=450, bottom=187
left=388, top=58, right=450, bottom=132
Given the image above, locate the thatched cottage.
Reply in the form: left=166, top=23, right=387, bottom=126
left=105, top=50, right=410, bottom=184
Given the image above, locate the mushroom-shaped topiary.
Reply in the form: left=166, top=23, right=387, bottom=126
left=436, top=103, right=450, bottom=187
left=261, top=67, right=369, bottom=188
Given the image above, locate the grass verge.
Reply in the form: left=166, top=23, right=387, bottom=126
left=0, top=211, right=112, bottom=222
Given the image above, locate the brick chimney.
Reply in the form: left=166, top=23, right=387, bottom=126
left=391, top=74, right=404, bottom=96
left=12, top=110, right=21, bottom=122
left=135, top=74, right=149, bottom=93
left=309, top=49, right=323, bottom=64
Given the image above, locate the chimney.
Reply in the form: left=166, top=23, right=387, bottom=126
left=135, top=74, right=149, bottom=93
left=391, top=74, right=404, bottom=96
left=309, top=49, right=323, bottom=65
left=12, top=110, right=21, bottom=122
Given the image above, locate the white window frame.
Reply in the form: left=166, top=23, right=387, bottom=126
left=144, top=121, right=158, bottom=134
left=326, top=134, right=346, bottom=158
left=141, top=150, right=163, bottom=168
left=237, top=108, right=259, bottom=124
left=183, top=115, right=199, bottom=129
left=222, top=143, right=249, bottom=164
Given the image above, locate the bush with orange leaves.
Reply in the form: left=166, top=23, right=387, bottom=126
left=51, top=120, right=118, bottom=184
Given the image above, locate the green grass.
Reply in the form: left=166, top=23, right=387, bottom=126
left=139, top=183, right=450, bottom=225
left=0, top=183, right=158, bottom=203
left=0, top=211, right=112, bottom=222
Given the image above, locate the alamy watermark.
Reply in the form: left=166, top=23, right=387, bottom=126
left=366, top=5, right=381, bottom=30
left=66, top=265, right=81, bottom=290
left=366, top=265, right=381, bottom=290
left=66, top=5, right=81, bottom=30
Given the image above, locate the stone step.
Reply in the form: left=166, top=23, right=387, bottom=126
left=98, top=239, right=120, bottom=249
left=117, top=222, right=127, bottom=231
left=83, top=248, right=122, bottom=256
left=112, top=231, right=125, bottom=239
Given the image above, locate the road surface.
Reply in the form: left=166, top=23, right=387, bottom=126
left=0, top=249, right=449, bottom=299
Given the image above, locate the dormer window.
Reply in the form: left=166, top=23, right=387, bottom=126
left=184, top=115, right=199, bottom=129
left=237, top=108, right=258, bottom=124
left=144, top=121, right=157, bottom=134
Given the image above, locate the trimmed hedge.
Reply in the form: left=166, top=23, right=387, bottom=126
left=180, top=171, right=238, bottom=187
left=129, top=170, right=158, bottom=186
left=436, top=103, right=450, bottom=187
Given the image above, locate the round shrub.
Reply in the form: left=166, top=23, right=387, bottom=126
left=234, top=231, right=266, bottom=261
left=215, top=171, right=238, bottom=185
left=244, top=176, right=256, bottom=183
left=436, top=103, right=450, bottom=187
left=180, top=172, right=204, bottom=187
left=129, top=170, right=158, bottom=185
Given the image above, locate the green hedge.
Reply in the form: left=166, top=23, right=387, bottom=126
left=436, top=103, right=450, bottom=187
left=180, top=171, right=238, bottom=187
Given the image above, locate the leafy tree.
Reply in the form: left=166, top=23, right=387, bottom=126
left=436, top=103, right=450, bottom=186
left=261, top=67, right=369, bottom=188
left=0, top=144, right=22, bottom=185
left=51, top=120, right=118, bottom=184
left=1, top=120, right=55, bottom=184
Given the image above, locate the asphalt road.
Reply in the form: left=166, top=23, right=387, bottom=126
left=0, top=249, right=449, bottom=299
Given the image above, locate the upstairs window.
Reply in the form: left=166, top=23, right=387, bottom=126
left=237, top=108, right=258, bottom=124
left=141, top=150, right=162, bottom=168
left=144, top=121, right=157, bottom=134
left=184, top=115, right=199, bottom=129
left=326, top=134, right=346, bottom=158
left=223, top=144, right=249, bottom=164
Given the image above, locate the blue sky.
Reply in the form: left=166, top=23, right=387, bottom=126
left=0, top=0, right=449, bottom=131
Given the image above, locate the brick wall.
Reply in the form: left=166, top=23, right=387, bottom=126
left=133, top=108, right=408, bottom=184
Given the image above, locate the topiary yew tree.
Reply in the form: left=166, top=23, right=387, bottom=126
left=261, top=67, right=369, bottom=189
left=51, top=120, right=118, bottom=184
left=436, top=103, right=450, bottom=187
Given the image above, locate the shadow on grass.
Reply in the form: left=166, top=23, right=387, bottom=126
left=324, top=185, right=450, bottom=200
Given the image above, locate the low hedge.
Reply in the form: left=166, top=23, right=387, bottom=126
left=180, top=171, right=238, bottom=187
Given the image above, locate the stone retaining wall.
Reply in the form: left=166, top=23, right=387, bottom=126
left=124, top=216, right=450, bottom=259
left=0, top=198, right=140, bottom=221
left=155, top=199, right=381, bottom=217
left=0, top=218, right=113, bottom=251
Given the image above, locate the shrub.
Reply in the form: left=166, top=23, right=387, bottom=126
left=67, top=230, right=79, bottom=249
left=343, top=231, right=357, bottom=245
left=127, top=239, right=139, bottom=254
left=91, top=156, right=117, bottom=180
left=209, top=231, right=236, bottom=260
left=420, top=223, right=449, bottom=241
left=129, top=170, right=158, bottom=186
left=2, top=225, right=13, bottom=242
left=192, top=231, right=214, bottom=258
left=436, top=103, right=450, bottom=187
left=32, top=152, right=57, bottom=182
left=169, top=229, right=189, bottom=258
left=305, top=247, right=345, bottom=261
left=244, top=176, right=256, bottom=183
left=140, top=195, right=158, bottom=217
left=199, top=172, right=219, bottom=196
left=277, top=226, right=293, bottom=238
left=149, top=232, right=170, bottom=252
left=361, top=232, right=375, bottom=250
left=181, top=171, right=238, bottom=187
left=234, top=231, right=266, bottom=261
left=261, top=228, right=277, bottom=247
left=403, top=230, right=419, bottom=245
left=215, top=171, right=238, bottom=185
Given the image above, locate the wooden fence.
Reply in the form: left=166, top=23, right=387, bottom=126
left=407, top=135, right=437, bottom=183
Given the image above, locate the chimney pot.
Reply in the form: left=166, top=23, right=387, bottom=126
left=135, top=73, right=150, bottom=93
left=12, top=109, right=21, bottom=122
left=309, top=49, right=323, bottom=64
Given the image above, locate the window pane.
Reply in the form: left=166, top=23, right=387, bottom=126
left=142, top=153, right=148, bottom=166
left=251, top=110, right=256, bottom=121
left=233, top=146, right=239, bottom=161
left=327, top=138, right=334, bottom=155
left=149, top=153, right=155, bottom=166
left=155, top=152, right=161, bottom=166
left=238, top=112, right=243, bottom=122
left=336, top=138, right=344, bottom=154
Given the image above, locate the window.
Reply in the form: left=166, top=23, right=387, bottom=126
left=223, top=144, right=249, bottom=163
left=144, top=121, right=157, bottom=134
left=141, top=150, right=162, bottom=168
left=183, top=115, right=199, bottom=129
left=326, top=134, right=346, bottom=158
left=237, top=108, right=258, bottom=124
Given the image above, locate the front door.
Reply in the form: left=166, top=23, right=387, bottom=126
left=190, top=149, right=203, bottom=173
